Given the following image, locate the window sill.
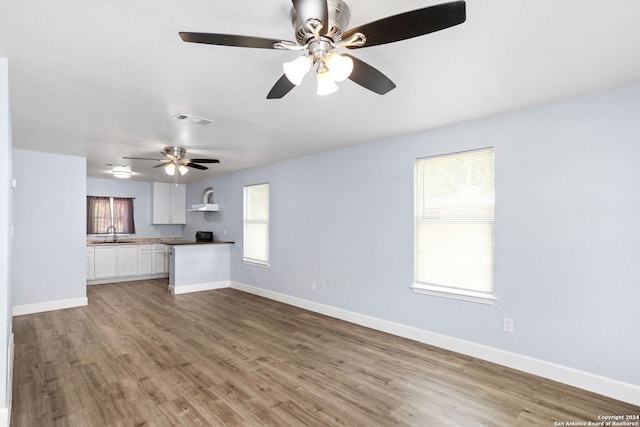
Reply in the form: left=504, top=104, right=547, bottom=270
left=411, top=283, right=495, bottom=305
left=243, top=259, right=270, bottom=268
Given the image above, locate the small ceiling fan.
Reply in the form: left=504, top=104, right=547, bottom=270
left=179, top=0, right=466, bottom=99
left=124, top=146, right=220, bottom=182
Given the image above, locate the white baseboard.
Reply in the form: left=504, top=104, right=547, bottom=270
left=87, top=273, right=169, bottom=285
left=169, top=280, right=230, bottom=295
left=0, top=333, right=13, bottom=427
left=230, top=281, right=640, bottom=407
left=12, top=297, right=88, bottom=316
left=0, top=407, right=8, bottom=427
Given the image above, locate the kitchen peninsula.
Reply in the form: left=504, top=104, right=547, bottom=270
left=167, top=241, right=234, bottom=294
left=86, top=238, right=234, bottom=294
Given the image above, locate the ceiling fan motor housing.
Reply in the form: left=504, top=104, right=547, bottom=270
left=291, top=0, right=351, bottom=44
left=164, top=146, right=186, bottom=160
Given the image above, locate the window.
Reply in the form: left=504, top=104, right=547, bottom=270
left=413, top=148, right=495, bottom=304
left=87, top=196, right=135, bottom=235
left=243, top=183, right=269, bottom=266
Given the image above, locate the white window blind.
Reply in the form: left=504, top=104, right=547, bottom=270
left=243, top=183, right=270, bottom=266
left=413, top=148, right=495, bottom=302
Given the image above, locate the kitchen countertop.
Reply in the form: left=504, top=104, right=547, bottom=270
left=163, top=240, right=234, bottom=246
left=87, top=238, right=234, bottom=246
left=87, top=241, right=139, bottom=246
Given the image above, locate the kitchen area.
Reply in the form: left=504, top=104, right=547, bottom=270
left=86, top=181, right=234, bottom=295
left=10, top=148, right=242, bottom=316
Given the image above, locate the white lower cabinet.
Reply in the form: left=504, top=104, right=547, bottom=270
left=89, top=243, right=169, bottom=284
left=138, top=245, right=153, bottom=275
left=152, top=244, right=169, bottom=274
left=94, top=246, right=117, bottom=278
left=86, top=247, right=95, bottom=280
left=117, top=245, right=138, bottom=276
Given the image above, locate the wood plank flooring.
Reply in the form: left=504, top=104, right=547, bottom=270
left=11, top=279, right=640, bottom=426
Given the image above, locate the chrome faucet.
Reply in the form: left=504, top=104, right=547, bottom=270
left=106, top=225, right=117, bottom=242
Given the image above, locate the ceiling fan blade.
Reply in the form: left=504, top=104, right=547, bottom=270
left=153, top=162, right=170, bottom=168
left=292, top=0, right=328, bottom=33
left=344, top=54, right=396, bottom=95
left=179, top=32, right=292, bottom=49
left=122, top=156, right=162, bottom=161
left=186, top=158, right=220, bottom=164
left=342, top=1, right=466, bottom=49
left=266, top=74, right=296, bottom=99
left=185, top=163, right=208, bottom=170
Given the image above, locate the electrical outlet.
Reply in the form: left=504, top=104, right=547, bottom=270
left=503, top=317, right=514, bottom=333
left=311, top=281, right=317, bottom=291
left=321, top=281, right=327, bottom=291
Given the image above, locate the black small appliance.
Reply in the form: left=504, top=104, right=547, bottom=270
left=195, top=231, right=213, bottom=242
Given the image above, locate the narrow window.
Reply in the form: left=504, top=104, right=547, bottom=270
left=413, top=148, right=495, bottom=303
left=243, top=183, right=270, bottom=266
left=87, top=196, right=135, bottom=235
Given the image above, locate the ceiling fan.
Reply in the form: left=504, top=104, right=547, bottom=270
left=124, top=146, right=220, bottom=182
left=179, top=0, right=466, bottom=99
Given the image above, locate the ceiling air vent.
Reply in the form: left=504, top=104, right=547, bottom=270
left=172, top=113, right=213, bottom=126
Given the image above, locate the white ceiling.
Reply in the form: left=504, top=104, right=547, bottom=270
left=1, top=0, right=640, bottom=183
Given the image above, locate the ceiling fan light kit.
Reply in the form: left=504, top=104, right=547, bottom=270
left=179, top=0, right=466, bottom=99
left=316, top=66, right=339, bottom=95
left=164, top=163, right=189, bottom=176
left=283, top=56, right=313, bottom=85
left=325, top=52, right=353, bottom=82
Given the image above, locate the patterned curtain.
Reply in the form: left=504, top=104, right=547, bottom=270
left=87, top=196, right=136, bottom=234
left=86, top=196, right=111, bottom=234
left=113, top=197, right=135, bottom=234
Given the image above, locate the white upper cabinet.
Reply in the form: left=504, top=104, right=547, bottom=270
left=152, top=182, right=186, bottom=224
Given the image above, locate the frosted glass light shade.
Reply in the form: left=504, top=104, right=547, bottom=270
left=316, top=70, right=339, bottom=95
left=283, top=56, right=312, bottom=85
left=112, top=166, right=132, bottom=179
left=325, top=53, right=353, bottom=82
left=164, top=163, right=176, bottom=175
left=178, top=165, right=189, bottom=175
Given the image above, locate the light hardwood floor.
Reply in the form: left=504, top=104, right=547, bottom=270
left=11, top=279, right=640, bottom=426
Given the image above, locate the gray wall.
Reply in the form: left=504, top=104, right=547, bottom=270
left=187, top=84, right=640, bottom=387
left=0, top=57, right=13, bottom=420
left=12, top=150, right=87, bottom=306
left=87, top=178, right=183, bottom=239
left=183, top=184, right=226, bottom=241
